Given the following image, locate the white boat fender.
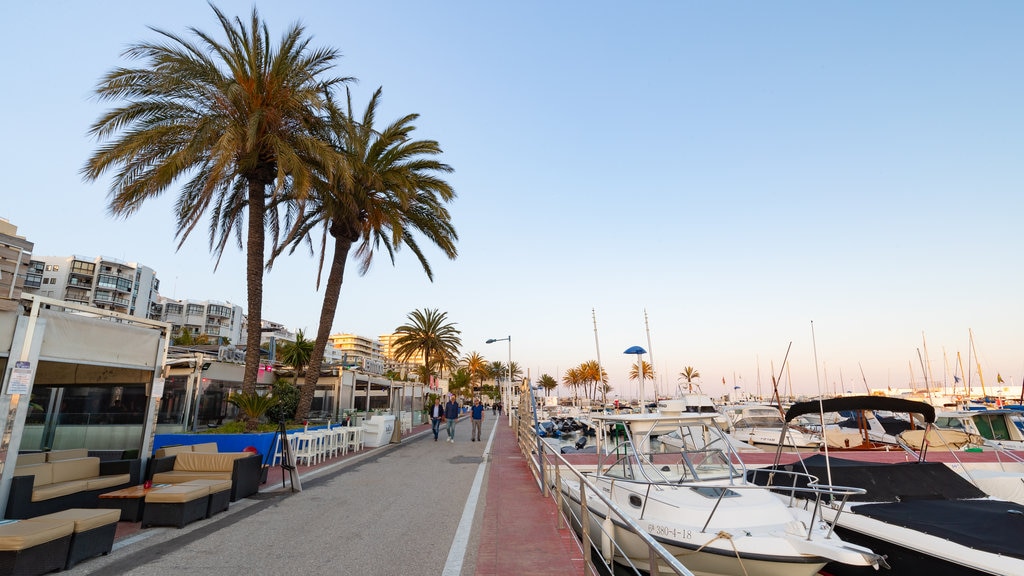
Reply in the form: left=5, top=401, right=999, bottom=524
left=601, top=516, right=615, bottom=561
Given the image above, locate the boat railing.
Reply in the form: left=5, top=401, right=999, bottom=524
left=745, top=467, right=867, bottom=540
left=514, top=392, right=695, bottom=576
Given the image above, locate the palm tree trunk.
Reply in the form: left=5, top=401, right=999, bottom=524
left=295, top=232, right=354, bottom=420
left=242, top=181, right=266, bottom=395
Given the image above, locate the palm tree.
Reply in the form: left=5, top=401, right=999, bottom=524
left=272, top=88, right=457, bottom=419
left=537, top=374, right=558, bottom=396
left=448, top=368, right=472, bottom=399
left=227, top=391, right=280, bottom=432
left=462, top=352, right=489, bottom=390
left=277, top=329, right=314, bottom=386
left=630, top=360, right=655, bottom=405
left=678, top=366, right=701, bottom=393
left=391, top=309, right=462, bottom=389
left=579, top=360, right=608, bottom=401
left=562, top=366, right=582, bottom=406
left=489, top=361, right=507, bottom=386
left=83, top=5, right=349, bottom=394
left=508, top=361, right=524, bottom=383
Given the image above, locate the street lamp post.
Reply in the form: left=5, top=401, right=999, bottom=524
left=486, top=336, right=512, bottom=424
left=624, top=345, right=647, bottom=414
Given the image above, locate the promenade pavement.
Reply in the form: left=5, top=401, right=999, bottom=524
left=64, top=411, right=585, bottom=576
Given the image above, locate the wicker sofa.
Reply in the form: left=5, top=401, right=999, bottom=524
left=6, top=450, right=140, bottom=520
left=147, top=450, right=260, bottom=502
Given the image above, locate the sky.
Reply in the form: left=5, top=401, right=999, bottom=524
left=3, top=1, right=1023, bottom=401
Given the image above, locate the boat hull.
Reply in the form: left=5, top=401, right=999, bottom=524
left=558, top=480, right=833, bottom=576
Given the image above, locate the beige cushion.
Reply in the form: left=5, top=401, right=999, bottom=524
left=31, top=480, right=89, bottom=502
left=173, top=452, right=245, bottom=473
left=50, top=458, right=100, bottom=483
left=145, top=484, right=209, bottom=504
left=0, top=519, right=74, bottom=551
left=85, top=473, right=131, bottom=490
left=14, top=463, right=52, bottom=487
left=46, top=449, right=89, bottom=462
left=190, top=442, right=220, bottom=453
left=16, top=453, right=47, bottom=465
left=179, top=478, right=232, bottom=493
left=152, top=471, right=232, bottom=484
left=154, top=445, right=193, bottom=458
left=28, top=508, right=120, bottom=532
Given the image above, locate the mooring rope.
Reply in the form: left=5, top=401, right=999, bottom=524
left=678, top=531, right=749, bottom=576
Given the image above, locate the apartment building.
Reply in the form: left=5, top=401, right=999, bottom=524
left=328, top=333, right=385, bottom=374
left=28, top=254, right=161, bottom=320
left=159, top=296, right=244, bottom=345
left=379, top=332, right=424, bottom=376
left=0, top=219, right=38, bottom=312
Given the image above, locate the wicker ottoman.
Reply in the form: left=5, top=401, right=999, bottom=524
left=179, top=479, right=232, bottom=518
left=0, top=518, right=73, bottom=576
left=141, top=484, right=210, bottom=528
left=25, top=508, right=120, bottom=569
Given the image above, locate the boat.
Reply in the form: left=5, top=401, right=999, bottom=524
left=753, top=396, right=1024, bottom=575
left=720, top=404, right=823, bottom=450
left=555, top=411, right=883, bottom=576
left=934, top=409, right=1024, bottom=450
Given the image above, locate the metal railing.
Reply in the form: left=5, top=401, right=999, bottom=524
left=512, top=390, right=695, bottom=576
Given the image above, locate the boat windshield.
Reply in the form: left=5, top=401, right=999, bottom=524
left=600, top=420, right=743, bottom=484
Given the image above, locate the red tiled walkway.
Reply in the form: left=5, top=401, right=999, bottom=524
left=476, top=416, right=586, bottom=576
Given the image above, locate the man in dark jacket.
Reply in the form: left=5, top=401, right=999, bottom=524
left=428, top=397, right=444, bottom=441
left=444, top=394, right=460, bottom=442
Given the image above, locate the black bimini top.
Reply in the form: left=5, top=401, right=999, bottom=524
left=784, top=396, right=935, bottom=423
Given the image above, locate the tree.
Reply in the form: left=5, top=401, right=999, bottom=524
left=83, top=5, right=349, bottom=394
left=227, top=391, right=279, bottom=432
left=462, top=352, right=489, bottom=390
left=391, top=309, right=462, bottom=388
left=678, top=366, right=701, bottom=392
left=488, top=361, right=507, bottom=385
left=272, top=88, right=457, bottom=419
left=448, top=368, right=472, bottom=399
left=172, top=327, right=195, bottom=346
left=277, top=329, right=314, bottom=386
left=579, top=360, right=608, bottom=402
left=537, top=374, right=558, bottom=395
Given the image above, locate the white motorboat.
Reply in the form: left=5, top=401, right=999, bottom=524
left=556, top=411, right=882, bottom=576
left=754, top=396, right=1024, bottom=575
left=934, top=409, right=1024, bottom=450
left=720, top=404, right=822, bottom=450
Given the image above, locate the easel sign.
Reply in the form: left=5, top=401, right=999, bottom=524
left=278, top=421, right=301, bottom=492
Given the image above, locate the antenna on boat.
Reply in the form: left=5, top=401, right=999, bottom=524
left=810, top=320, right=834, bottom=490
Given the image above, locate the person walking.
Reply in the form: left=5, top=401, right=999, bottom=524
left=428, top=397, right=444, bottom=441
left=470, top=397, right=484, bottom=441
left=444, top=394, right=460, bottom=442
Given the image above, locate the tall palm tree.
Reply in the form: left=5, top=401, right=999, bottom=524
left=277, top=329, right=314, bottom=386
left=579, top=360, right=608, bottom=401
left=489, top=361, right=506, bottom=385
left=630, top=360, right=655, bottom=404
left=83, top=5, right=349, bottom=394
left=392, top=308, right=462, bottom=389
left=678, top=366, right=701, bottom=393
left=273, top=88, right=458, bottom=418
left=537, top=374, right=558, bottom=396
left=462, top=352, right=489, bottom=390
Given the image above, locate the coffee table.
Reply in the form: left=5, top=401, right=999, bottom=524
left=98, top=484, right=171, bottom=522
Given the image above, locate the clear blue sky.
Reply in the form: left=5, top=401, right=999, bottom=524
left=3, top=1, right=1022, bottom=399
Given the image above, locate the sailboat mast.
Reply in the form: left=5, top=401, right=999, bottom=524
left=592, top=308, right=606, bottom=407
left=644, top=309, right=656, bottom=401
left=970, top=329, right=987, bottom=398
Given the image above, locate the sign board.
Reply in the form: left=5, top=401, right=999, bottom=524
left=8, top=362, right=32, bottom=395
left=152, top=377, right=165, bottom=397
